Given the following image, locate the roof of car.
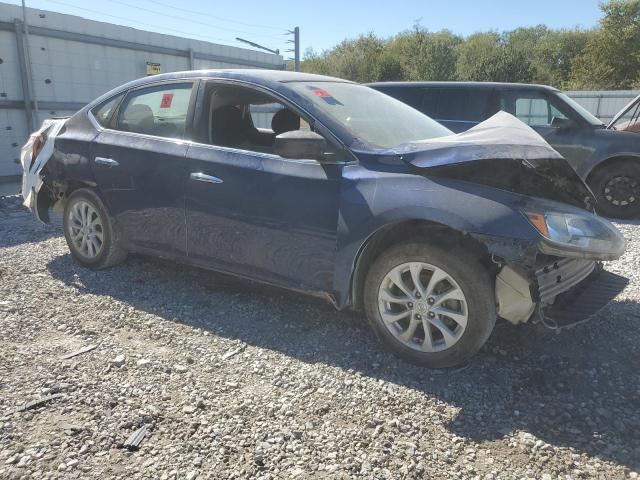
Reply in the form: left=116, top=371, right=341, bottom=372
left=130, top=69, right=351, bottom=86
left=366, top=81, right=560, bottom=92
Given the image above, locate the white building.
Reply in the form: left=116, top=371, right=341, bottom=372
left=0, top=2, right=283, bottom=177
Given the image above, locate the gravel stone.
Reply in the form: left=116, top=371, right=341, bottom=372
left=110, top=354, right=125, bottom=366
left=1, top=197, right=639, bottom=479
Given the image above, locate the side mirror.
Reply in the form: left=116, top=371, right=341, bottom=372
left=550, top=116, right=575, bottom=130
left=274, top=130, right=326, bottom=161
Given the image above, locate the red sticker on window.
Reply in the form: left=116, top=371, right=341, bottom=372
left=160, top=93, right=174, bottom=108
left=311, top=88, right=331, bottom=98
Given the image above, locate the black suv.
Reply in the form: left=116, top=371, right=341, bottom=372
left=368, top=82, right=640, bottom=218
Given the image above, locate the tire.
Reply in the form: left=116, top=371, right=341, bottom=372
left=363, top=241, right=496, bottom=368
left=589, top=161, right=640, bottom=219
left=63, top=188, right=127, bottom=269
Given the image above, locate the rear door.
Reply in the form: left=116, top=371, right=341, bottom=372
left=89, top=81, right=197, bottom=256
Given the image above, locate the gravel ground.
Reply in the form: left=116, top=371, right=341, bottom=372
left=1, top=195, right=639, bottom=480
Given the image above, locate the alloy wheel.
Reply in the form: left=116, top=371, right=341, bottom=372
left=377, top=262, right=468, bottom=353
left=68, top=200, right=104, bottom=258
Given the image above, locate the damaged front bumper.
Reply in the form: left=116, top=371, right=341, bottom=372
left=496, top=258, right=628, bottom=328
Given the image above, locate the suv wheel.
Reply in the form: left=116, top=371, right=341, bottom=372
left=364, top=241, right=495, bottom=368
left=63, top=189, right=127, bottom=269
left=590, top=161, right=640, bottom=219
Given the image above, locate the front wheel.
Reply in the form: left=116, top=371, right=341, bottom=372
left=363, top=242, right=496, bottom=368
left=589, top=161, right=640, bottom=219
left=63, top=189, right=127, bottom=269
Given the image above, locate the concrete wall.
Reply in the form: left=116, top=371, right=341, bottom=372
left=0, top=2, right=283, bottom=177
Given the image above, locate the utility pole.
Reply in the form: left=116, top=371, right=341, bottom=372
left=294, top=26, right=300, bottom=72
left=285, top=26, right=300, bottom=72
left=21, top=0, right=39, bottom=130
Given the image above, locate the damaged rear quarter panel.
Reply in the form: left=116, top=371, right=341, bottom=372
left=36, top=112, right=101, bottom=219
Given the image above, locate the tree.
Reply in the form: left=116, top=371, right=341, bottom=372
left=456, top=32, right=534, bottom=83
left=533, top=29, right=594, bottom=88
left=388, top=27, right=462, bottom=81
left=300, top=1, right=639, bottom=90
left=301, top=34, right=386, bottom=83
left=569, top=0, right=640, bottom=89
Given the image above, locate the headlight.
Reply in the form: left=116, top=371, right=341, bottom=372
left=524, top=209, right=626, bottom=260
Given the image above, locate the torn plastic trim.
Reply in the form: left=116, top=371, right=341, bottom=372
left=20, top=118, right=67, bottom=223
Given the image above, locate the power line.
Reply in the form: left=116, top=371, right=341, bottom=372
left=106, top=0, right=288, bottom=41
left=139, top=0, right=288, bottom=32
left=43, top=0, right=249, bottom=45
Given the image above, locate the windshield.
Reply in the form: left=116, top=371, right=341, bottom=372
left=288, top=82, right=452, bottom=149
left=555, top=92, right=604, bottom=127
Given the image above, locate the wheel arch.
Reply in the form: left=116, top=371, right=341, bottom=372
left=585, top=154, right=640, bottom=187
left=36, top=175, right=100, bottom=223
left=349, top=219, right=491, bottom=312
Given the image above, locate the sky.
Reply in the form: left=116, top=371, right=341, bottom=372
left=5, top=0, right=604, bottom=60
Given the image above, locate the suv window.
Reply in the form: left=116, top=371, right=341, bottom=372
left=91, top=94, right=124, bottom=127
left=436, top=89, right=494, bottom=122
left=117, top=83, right=193, bottom=138
left=502, top=92, right=568, bottom=127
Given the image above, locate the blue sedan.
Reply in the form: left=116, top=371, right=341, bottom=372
left=21, top=70, right=626, bottom=367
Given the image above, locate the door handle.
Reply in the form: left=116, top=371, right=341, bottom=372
left=95, top=157, right=119, bottom=167
left=190, top=172, right=223, bottom=184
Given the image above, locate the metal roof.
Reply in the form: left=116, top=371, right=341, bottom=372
left=366, top=81, right=560, bottom=92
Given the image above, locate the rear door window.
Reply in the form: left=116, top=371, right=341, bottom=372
left=116, top=83, right=194, bottom=139
left=91, top=93, right=124, bottom=128
left=436, top=89, right=494, bottom=122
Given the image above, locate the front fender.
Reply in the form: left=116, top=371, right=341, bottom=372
left=332, top=167, right=540, bottom=308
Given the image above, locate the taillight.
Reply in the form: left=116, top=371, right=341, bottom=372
left=31, top=134, right=44, bottom=161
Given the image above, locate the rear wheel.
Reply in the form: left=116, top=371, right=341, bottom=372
left=363, top=242, right=495, bottom=368
left=589, top=161, right=640, bottom=219
left=63, top=189, right=127, bottom=269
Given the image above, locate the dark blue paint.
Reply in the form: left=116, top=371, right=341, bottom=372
left=51, top=71, right=571, bottom=310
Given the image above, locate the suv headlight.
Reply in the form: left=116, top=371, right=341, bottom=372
left=524, top=209, right=626, bottom=260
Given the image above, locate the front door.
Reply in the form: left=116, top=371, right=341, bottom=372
left=90, top=81, right=196, bottom=255
left=183, top=82, right=341, bottom=293
left=185, top=147, right=341, bottom=293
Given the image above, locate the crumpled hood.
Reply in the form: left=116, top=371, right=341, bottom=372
left=393, top=112, right=595, bottom=211
left=392, top=111, right=563, bottom=166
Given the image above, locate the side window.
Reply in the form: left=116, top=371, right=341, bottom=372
left=203, top=84, right=332, bottom=158
left=436, top=89, right=492, bottom=122
left=116, top=83, right=193, bottom=138
left=249, top=104, right=314, bottom=131
left=91, top=94, right=124, bottom=128
left=507, top=93, right=568, bottom=126
left=419, top=89, right=439, bottom=117
left=376, top=87, right=426, bottom=113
